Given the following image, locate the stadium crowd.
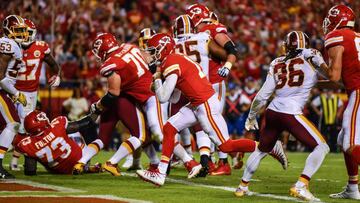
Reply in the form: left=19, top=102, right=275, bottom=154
left=1, top=0, right=358, bottom=152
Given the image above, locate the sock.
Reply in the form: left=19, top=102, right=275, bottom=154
left=295, top=174, right=310, bottom=188
left=344, top=152, right=359, bottom=191
left=180, top=128, right=192, bottom=155
left=219, top=139, right=256, bottom=153
left=242, top=148, right=267, bottom=182
left=350, top=145, right=360, bottom=164
left=196, top=131, right=211, bottom=156
left=79, top=139, right=104, bottom=164
left=143, top=144, right=160, bottom=165
left=240, top=180, right=249, bottom=188
left=300, top=143, right=328, bottom=181
left=161, top=123, right=177, bottom=160
left=109, top=137, right=141, bottom=164
left=0, top=123, right=18, bottom=159
left=200, top=154, right=210, bottom=168
left=158, top=158, right=169, bottom=174
left=174, top=142, right=192, bottom=163
left=11, top=152, right=20, bottom=166
left=218, top=151, right=228, bottom=159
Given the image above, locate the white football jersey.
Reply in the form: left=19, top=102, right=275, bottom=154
left=174, top=32, right=210, bottom=77
left=259, top=48, right=320, bottom=115
left=0, top=37, right=23, bottom=81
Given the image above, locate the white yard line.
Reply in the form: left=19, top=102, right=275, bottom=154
left=0, top=194, right=151, bottom=203
left=123, top=172, right=322, bottom=203
left=1, top=179, right=85, bottom=193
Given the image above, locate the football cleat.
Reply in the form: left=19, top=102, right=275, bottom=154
left=329, top=186, right=360, bottom=200
left=210, top=160, right=231, bottom=176
left=234, top=185, right=253, bottom=197
left=147, top=163, right=158, bottom=172
left=184, top=160, right=202, bottom=179
left=208, top=160, right=216, bottom=173
left=136, top=169, right=166, bottom=186
left=289, top=185, right=320, bottom=201
left=87, top=163, right=102, bottom=173
left=170, top=156, right=182, bottom=168
left=269, top=140, right=288, bottom=170
left=233, top=153, right=244, bottom=169
left=10, top=164, right=21, bottom=171
left=103, top=161, right=121, bottom=176
left=0, top=166, right=15, bottom=179
left=72, top=162, right=85, bottom=175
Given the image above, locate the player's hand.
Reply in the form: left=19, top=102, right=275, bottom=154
left=49, top=75, right=61, bottom=88
left=90, top=102, right=103, bottom=114
left=245, top=117, right=258, bottom=131
left=218, top=66, right=230, bottom=77
left=12, top=92, right=27, bottom=106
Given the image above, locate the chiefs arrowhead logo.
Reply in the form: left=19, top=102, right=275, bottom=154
left=159, top=36, right=170, bottom=46
left=329, top=8, right=340, bottom=17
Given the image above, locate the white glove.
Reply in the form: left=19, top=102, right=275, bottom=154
left=245, top=117, right=259, bottom=131
left=217, top=62, right=232, bottom=77
left=49, top=75, right=61, bottom=88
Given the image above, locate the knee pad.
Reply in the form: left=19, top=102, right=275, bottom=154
left=316, top=143, right=330, bottom=154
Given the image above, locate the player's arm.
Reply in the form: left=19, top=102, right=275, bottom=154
left=153, top=72, right=178, bottom=103
left=326, top=45, right=343, bottom=82
left=66, top=113, right=99, bottom=134
left=44, top=53, right=61, bottom=87
left=208, top=40, right=227, bottom=61
left=91, top=72, right=121, bottom=113
left=215, top=33, right=239, bottom=77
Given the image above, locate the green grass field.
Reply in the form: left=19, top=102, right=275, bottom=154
left=1, top=151, right=357, bottom=203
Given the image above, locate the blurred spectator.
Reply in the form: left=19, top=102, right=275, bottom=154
left=63, top=87, right=89, bottom=121
left=311, top=89, right=344, bottom=152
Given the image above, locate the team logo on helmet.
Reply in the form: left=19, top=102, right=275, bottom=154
left=329, top=8, right=340, bottom=17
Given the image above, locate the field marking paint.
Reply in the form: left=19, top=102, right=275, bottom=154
left=123, top=173, right=323, bottom=203
left=0, top=194, right=152, bottom=203
left=1, top=179, right=85, bottom=193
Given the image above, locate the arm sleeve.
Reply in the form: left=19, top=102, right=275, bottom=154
left=247, top=71, right=276, bottom=120
left=154, top=74, right=178, bottom=103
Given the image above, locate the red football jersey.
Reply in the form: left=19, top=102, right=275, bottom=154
left=15, top=41, right=50, bottom=92
left=160, top=53, right=215, bottom=106
left=99, top=43, right=154, bottom=104
left=198, top=23, right=228, bottom=84
left=325, top=29, right=360, bottom=92
left=15, top=116, right=82, bottom=174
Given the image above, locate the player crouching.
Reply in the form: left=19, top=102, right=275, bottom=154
left=235, top=31, right=329, bottom=201
left=13, top=110, right=104, bottom=175
left=136, top=33, right=287, bottom=186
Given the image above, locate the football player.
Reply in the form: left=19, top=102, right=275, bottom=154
left=10, top=18, right=61, bottom=171
left=136, top=33, right=287, bottom=186
left=235, top=31, right=329, bottom=201
left=13, top=110, right=103, bottom=175
left=91, top=33, right=200, bottom=177
left=186, top=4, right=239, bottom=175
left=172, top=14, right=228, bottom=175
left=0, top=15, right=28, bottom=179
left=320, top=5, right=360, bottom=200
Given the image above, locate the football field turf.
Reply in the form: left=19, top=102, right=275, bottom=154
left=1, top=151, right=358, bottom=203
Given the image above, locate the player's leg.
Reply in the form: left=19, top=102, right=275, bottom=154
left=0, top=91, right=20, bottom=179
left=144, top=96, right=164, bottom=141
left=73, top=139, right=104, bottom=175
left=194, top=124, right=213, bottom=175
left=236, top=109, right=283, bottom=197
left=287, top=114, right=329, bottom=201
left=180, top=128, right=192, bottom=156
left=11, top=91, right=37, bottom=171
left=330, top=90, right=360, bottom=199
left=136, top=105, right=199, bottom=185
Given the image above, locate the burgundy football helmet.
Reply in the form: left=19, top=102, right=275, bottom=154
left=139, top=28, right=156, bottom=50
left=92, top=33, right=120, bottom=61
left=2, top=15, right=28, bottom=44
left=24, top=110, right=50, bottom=136
left=185, top=4, right=211, bottom=27
left=284, top=31, right=309, bottom=53
left=173, top=15, right=195, bottom=38
left=323, top=5, right=355, bottom=34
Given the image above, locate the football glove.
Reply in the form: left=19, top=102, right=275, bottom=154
left=49, top=75, right=61, bottom=88
left=245, top=117, right=259, bottom=131
left=218, top=62, right=232, bottom=77
left=12, top=92, right=27, bottom=106
left=90, top=102, right=103, bottom=114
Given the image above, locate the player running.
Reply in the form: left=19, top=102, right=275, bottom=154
left=320, top=5, right=360, bottom=200
left=136, top=33, right=287, bottom=186
left=14, top=110, right=103, bottom=174
left=90, top=33, right=200, bottom=177
left=235, top=31, right=329, bottom=201
left=186, top=4, right=239, bottom=175
left=10, top=18, right=61, bottom=171
left=0, top=15, right=28, bottom=179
